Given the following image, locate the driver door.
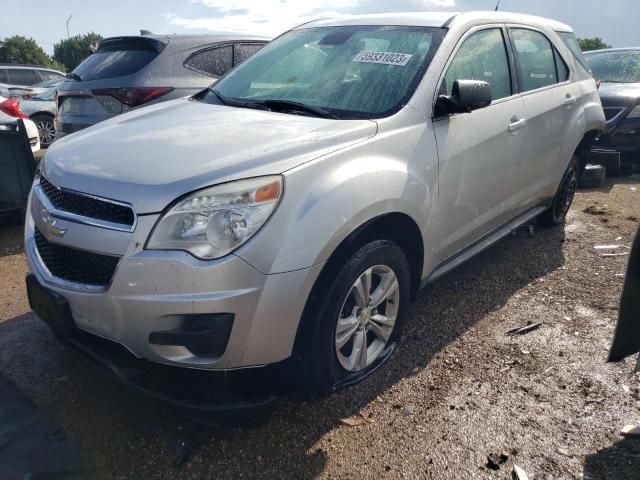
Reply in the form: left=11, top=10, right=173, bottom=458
left=430, top=26, right=528, bottom=263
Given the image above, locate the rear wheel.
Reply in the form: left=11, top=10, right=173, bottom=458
left=538, top=155, right=579, bottom=226
left=31, top=114, right=55, bottom=148
left=297, top=240, right=411, bottom=394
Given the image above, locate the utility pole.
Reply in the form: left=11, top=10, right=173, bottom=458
left=66, top=15, right=73, bottom=38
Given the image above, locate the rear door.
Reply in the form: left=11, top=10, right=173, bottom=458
left=432, top=26, right=528, bottom=261
left=509, top=27, right=578, bottom=205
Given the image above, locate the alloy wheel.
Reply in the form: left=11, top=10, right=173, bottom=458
left=34, top=119, right=56, bottom=147
left=335, top=265, right=400, bottom=372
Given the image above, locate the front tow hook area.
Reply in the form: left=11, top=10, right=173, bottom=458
left=61, top=329, right=279, bottom=428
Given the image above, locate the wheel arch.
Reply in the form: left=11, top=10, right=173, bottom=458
left=574, top=129, right=600, bottom=175
left=292, top=212, right=424, bottom=359
left=29, top=111, right=55, bottom=120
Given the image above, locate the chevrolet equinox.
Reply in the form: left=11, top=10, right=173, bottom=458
left=26, top=12, right=605, bottom=397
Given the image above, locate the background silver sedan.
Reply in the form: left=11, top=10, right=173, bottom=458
left=19, top=87, right=57, bottom=147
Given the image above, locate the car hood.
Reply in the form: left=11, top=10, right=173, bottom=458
left=598, top=82, right=640, bottom=107
left=42, top=98, right=377, bottom=213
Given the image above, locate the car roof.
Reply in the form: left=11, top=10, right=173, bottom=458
left=299, top=11, right=573, bottom=33
left=102, top=33, right=270, bottom=47
left=0, top=64, right=64, bottom=73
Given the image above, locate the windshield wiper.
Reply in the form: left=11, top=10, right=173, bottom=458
left=260, top=99, right=339, bottom=119
left=209, top=89, right=270, bottom=111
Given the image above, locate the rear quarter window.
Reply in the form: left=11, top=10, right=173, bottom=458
left=558, top=32, right=591, bottom=73
left=184, top=45, right=233, bottom=77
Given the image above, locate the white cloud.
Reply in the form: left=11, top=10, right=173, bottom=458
left=166, top=0, right=456, bottom=37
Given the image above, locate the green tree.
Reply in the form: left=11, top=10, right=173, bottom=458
left=0, top=36, right=63, bottom=70
left=53, top=32, right=102, bottom=71
left=577, top=37, right=612, bottom=52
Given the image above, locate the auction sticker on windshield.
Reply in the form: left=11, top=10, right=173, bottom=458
left=353, top=51, right=413, bottom=66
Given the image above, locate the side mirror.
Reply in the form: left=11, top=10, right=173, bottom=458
left=435, top=79, right=492, bottom=116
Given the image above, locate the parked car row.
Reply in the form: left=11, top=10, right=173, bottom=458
left=25, top=11, right=607, bottom=413
left=0, top=34, right=268, bottom=147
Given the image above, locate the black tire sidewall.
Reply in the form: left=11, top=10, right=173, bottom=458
left=299, top=240, right=411, bottom=393
left=540, top=155, right=579, bottom=226
left=553, top=156, right=579, bottom=223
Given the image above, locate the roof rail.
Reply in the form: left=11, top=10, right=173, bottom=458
left=0, top=63, right=59, bottom=69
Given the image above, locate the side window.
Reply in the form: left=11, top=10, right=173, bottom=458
left=0, top=69, right=8, bottom=84
left=443, top=28, right=512, bottom=101
left=234, top=43, right=264, bottom=66
left=554, top=48, right=569, bottom=81
left=39, top=71, right=64, bottom=81
left=185, top=45, right=233, bottom=77
left=7, top=68, right=40, bottom=86
left=511, top=29, right=558, bottom=92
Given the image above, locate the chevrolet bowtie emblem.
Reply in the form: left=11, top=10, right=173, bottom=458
left=41, top=211, right=67, bottom=238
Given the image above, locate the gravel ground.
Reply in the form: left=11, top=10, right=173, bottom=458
left=1, top=176, right=639, bottom=479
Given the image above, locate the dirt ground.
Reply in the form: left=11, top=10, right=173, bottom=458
left=1, top=177, right=639, bottom=479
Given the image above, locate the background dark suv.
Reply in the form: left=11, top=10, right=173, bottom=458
left=55, top=33, right=268, bottom=139
left=586, top=48, right=640, bottom=172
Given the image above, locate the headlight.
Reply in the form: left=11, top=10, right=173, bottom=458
left=627, top=105, right=640, bottom=119
left=147, top=176, right=282, bottom=259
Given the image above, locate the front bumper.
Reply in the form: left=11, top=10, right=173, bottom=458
left=24, top=284, right=278, bottom=425
left=595, top=116, right=640, bottom=157
left=25, top=187, right=323, bottom=370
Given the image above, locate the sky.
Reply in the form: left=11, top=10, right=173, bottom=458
left=5, top=0, right=640, bottom=55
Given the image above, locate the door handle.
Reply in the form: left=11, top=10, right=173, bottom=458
left=508, top=117, right=527, bottom=132
left=563, top=95, right=577, bottom=106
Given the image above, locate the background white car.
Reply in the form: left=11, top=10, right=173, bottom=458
left=0, top=94, right=40, bottom=152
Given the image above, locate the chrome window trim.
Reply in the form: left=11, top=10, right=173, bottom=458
left=36, top=177, right=137, bottom=233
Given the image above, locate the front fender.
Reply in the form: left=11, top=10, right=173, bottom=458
left=237, top=152, right=431, bottom=275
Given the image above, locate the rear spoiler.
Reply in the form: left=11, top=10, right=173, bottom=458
left=97, top=36, right=169, bottom=54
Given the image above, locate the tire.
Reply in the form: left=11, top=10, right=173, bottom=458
left=296, top=240, right=411, bottom=394
left=538, top=155, right=579, bottom=226
left=31, top=114, right=56, bottom=148
left=579, top=164, right=607, bottom=189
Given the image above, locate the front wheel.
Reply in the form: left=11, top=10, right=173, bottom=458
left=538, top=155, right=579, bottom=226
left=297, top=240, right=411, bottom=394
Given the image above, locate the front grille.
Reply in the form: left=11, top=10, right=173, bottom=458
left=604, top=107, right=626, bottom=121
left=39, top=176, right=134, bottom=227
left=34, top=228, right=121, bottom=287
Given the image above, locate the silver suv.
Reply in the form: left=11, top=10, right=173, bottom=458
left=25, top=12, right=605, bottom=396
left=55, top=33, right=268, bottom=139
